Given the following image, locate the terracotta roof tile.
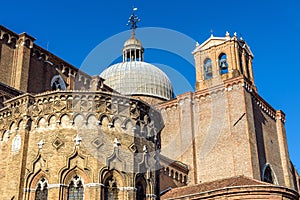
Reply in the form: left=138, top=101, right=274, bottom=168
left=161, top=175, right=270, bottom=199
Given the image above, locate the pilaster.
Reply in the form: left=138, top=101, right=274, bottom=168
left=276, top=110, right=292, bottom=188
left=11, top=33, right=35, bottom=92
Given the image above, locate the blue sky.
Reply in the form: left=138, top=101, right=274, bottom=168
left=1, top=0, right=299, bottom=170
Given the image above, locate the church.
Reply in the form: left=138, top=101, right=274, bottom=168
left=0, top=9, right=299, bottom=200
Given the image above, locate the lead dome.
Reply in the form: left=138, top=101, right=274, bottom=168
left=100, top=61, right=174, bottom=100
left=100, top=32, right=174, bottom=101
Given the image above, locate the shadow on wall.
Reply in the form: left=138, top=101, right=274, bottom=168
left=0, top=97, right=3, bottom=109
left=291, top=162, right=299, bottom=191
left=252, top=98, right=267, bottom=179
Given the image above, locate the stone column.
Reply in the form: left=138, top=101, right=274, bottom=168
left=241, top=50, right=248, bottom=78
left=68, top=72, right=76, bottom=90
left=234, top=44, right=241, bottom=73
left=213, top=48, right=220, bottom=77
left=139, top=50, right=141, bottom=61
left=229, top=42, right=236, bottom=72
left=248, top=57, right=255, bottom=83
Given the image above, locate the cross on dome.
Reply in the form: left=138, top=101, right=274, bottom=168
left=100, top=6, right=174, bottom=101
left=122, top=7, right=144, bottom=62
left=126, top=7, right=140, bottom=35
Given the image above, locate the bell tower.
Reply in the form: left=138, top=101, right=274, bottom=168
left=193, top=32, right=256, bottom=91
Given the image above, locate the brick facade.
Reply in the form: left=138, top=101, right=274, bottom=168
left=0, top=25, right=299, bottom=200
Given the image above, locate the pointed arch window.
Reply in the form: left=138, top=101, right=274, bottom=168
left=51, top=75, right=66, bottom=91
left=239, top=52, right=244, bottom=74
left=245, top=56, right=251, bottom=78
left=103, top=176, right=119, bottom=200
left=262, top=163, right=278, bottom=184
left=203, top=58, right=213, bottom=80
left=35, top=178, right=48, bottom=200
left=136, top=176, right=147, bottom=200
left=263, top=165, right=274, bottom=183
left=219, top=53, right=228, bottom=74
left=67, top=175, right=84, bottom=200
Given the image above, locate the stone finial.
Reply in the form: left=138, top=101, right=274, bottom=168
left=210, top=29, right=214, bottom=37
left=196, top=42, right=200, bottom=47
left=113, top=138, right=120, bottom=147
left=38, top=140, right=44, bottom=149
left=74, top=135, right=82, bottom=146
left=226, top=31, right=230, bottom=37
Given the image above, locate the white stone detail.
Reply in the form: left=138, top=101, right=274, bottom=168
left=85, top=183, right=104, bottom=188
left=38, top=140, right=44, bottom=149
left=118, top=187, right=137, bottom=191
left=12, top=135, right=21, bottom=152
left=113, top=138, right=120, bottom=147
left=48, top=184, right=67, bottom=189
left=74, top=134, right=82, bottom=146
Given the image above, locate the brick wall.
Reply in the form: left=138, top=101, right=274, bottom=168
left=27, top=56, right=57, bottom=94
left=158, top=77, right=296, bottom=190
left=0, top=42, right=14, bottom=85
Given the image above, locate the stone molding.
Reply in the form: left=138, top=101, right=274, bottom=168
left=156, top=76, right=282, bottom=123
left=0, top=91, right=163, bottom=147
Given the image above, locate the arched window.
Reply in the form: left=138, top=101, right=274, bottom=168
left=219, top=53, right=228, bottom=74
left=136, top=176, right=147, bottom=200
left=245, top=56, right=251, bottom=78
left=263, top=165, right=273, bottom=183
left=67, top=175, right=84, bottom=200
left=35, top=178, right=48, bottom=200
left=103, top=176, right=118, bottom=200
left=203, top=58, right=212, bottom=80
left=51, top=75, right=66, bottom=90
left=262, top=163, right=278, bottom=184
left=239, top=52, right=244, bottom=74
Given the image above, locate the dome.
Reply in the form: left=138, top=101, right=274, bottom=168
left=100, top=61, right=174, bottom=100
left=123, top=36, right=142, bottom=48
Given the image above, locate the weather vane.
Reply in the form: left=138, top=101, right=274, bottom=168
left=127, top=7, right=140, bottom=32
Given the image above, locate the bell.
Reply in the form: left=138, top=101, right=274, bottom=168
left=220, top=62, right=227, bottom=70
left=207, top=71, right=212, bottom=77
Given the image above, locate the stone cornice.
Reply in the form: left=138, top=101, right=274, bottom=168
left=155, top=97, right=178, bottom=110
left=160, top=154, right=189, bottom=174
left=155, top=92, right=194, bottom=110
left=31, top=44, right=91, bottom=79
left=0, top=25, right=19, bottom=39
left=1, top=25, right=91, bottom=86
left=156, top=76, right=283, bottom=123
left=251, top=89, right=277, bottom=121
left=0, top=82, right=23, bottom=97
left=193, top=34, right=253, bottom=57
left=0, top=90, right=156, bottom=117
left=0, top=91, right=163, bottom=143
